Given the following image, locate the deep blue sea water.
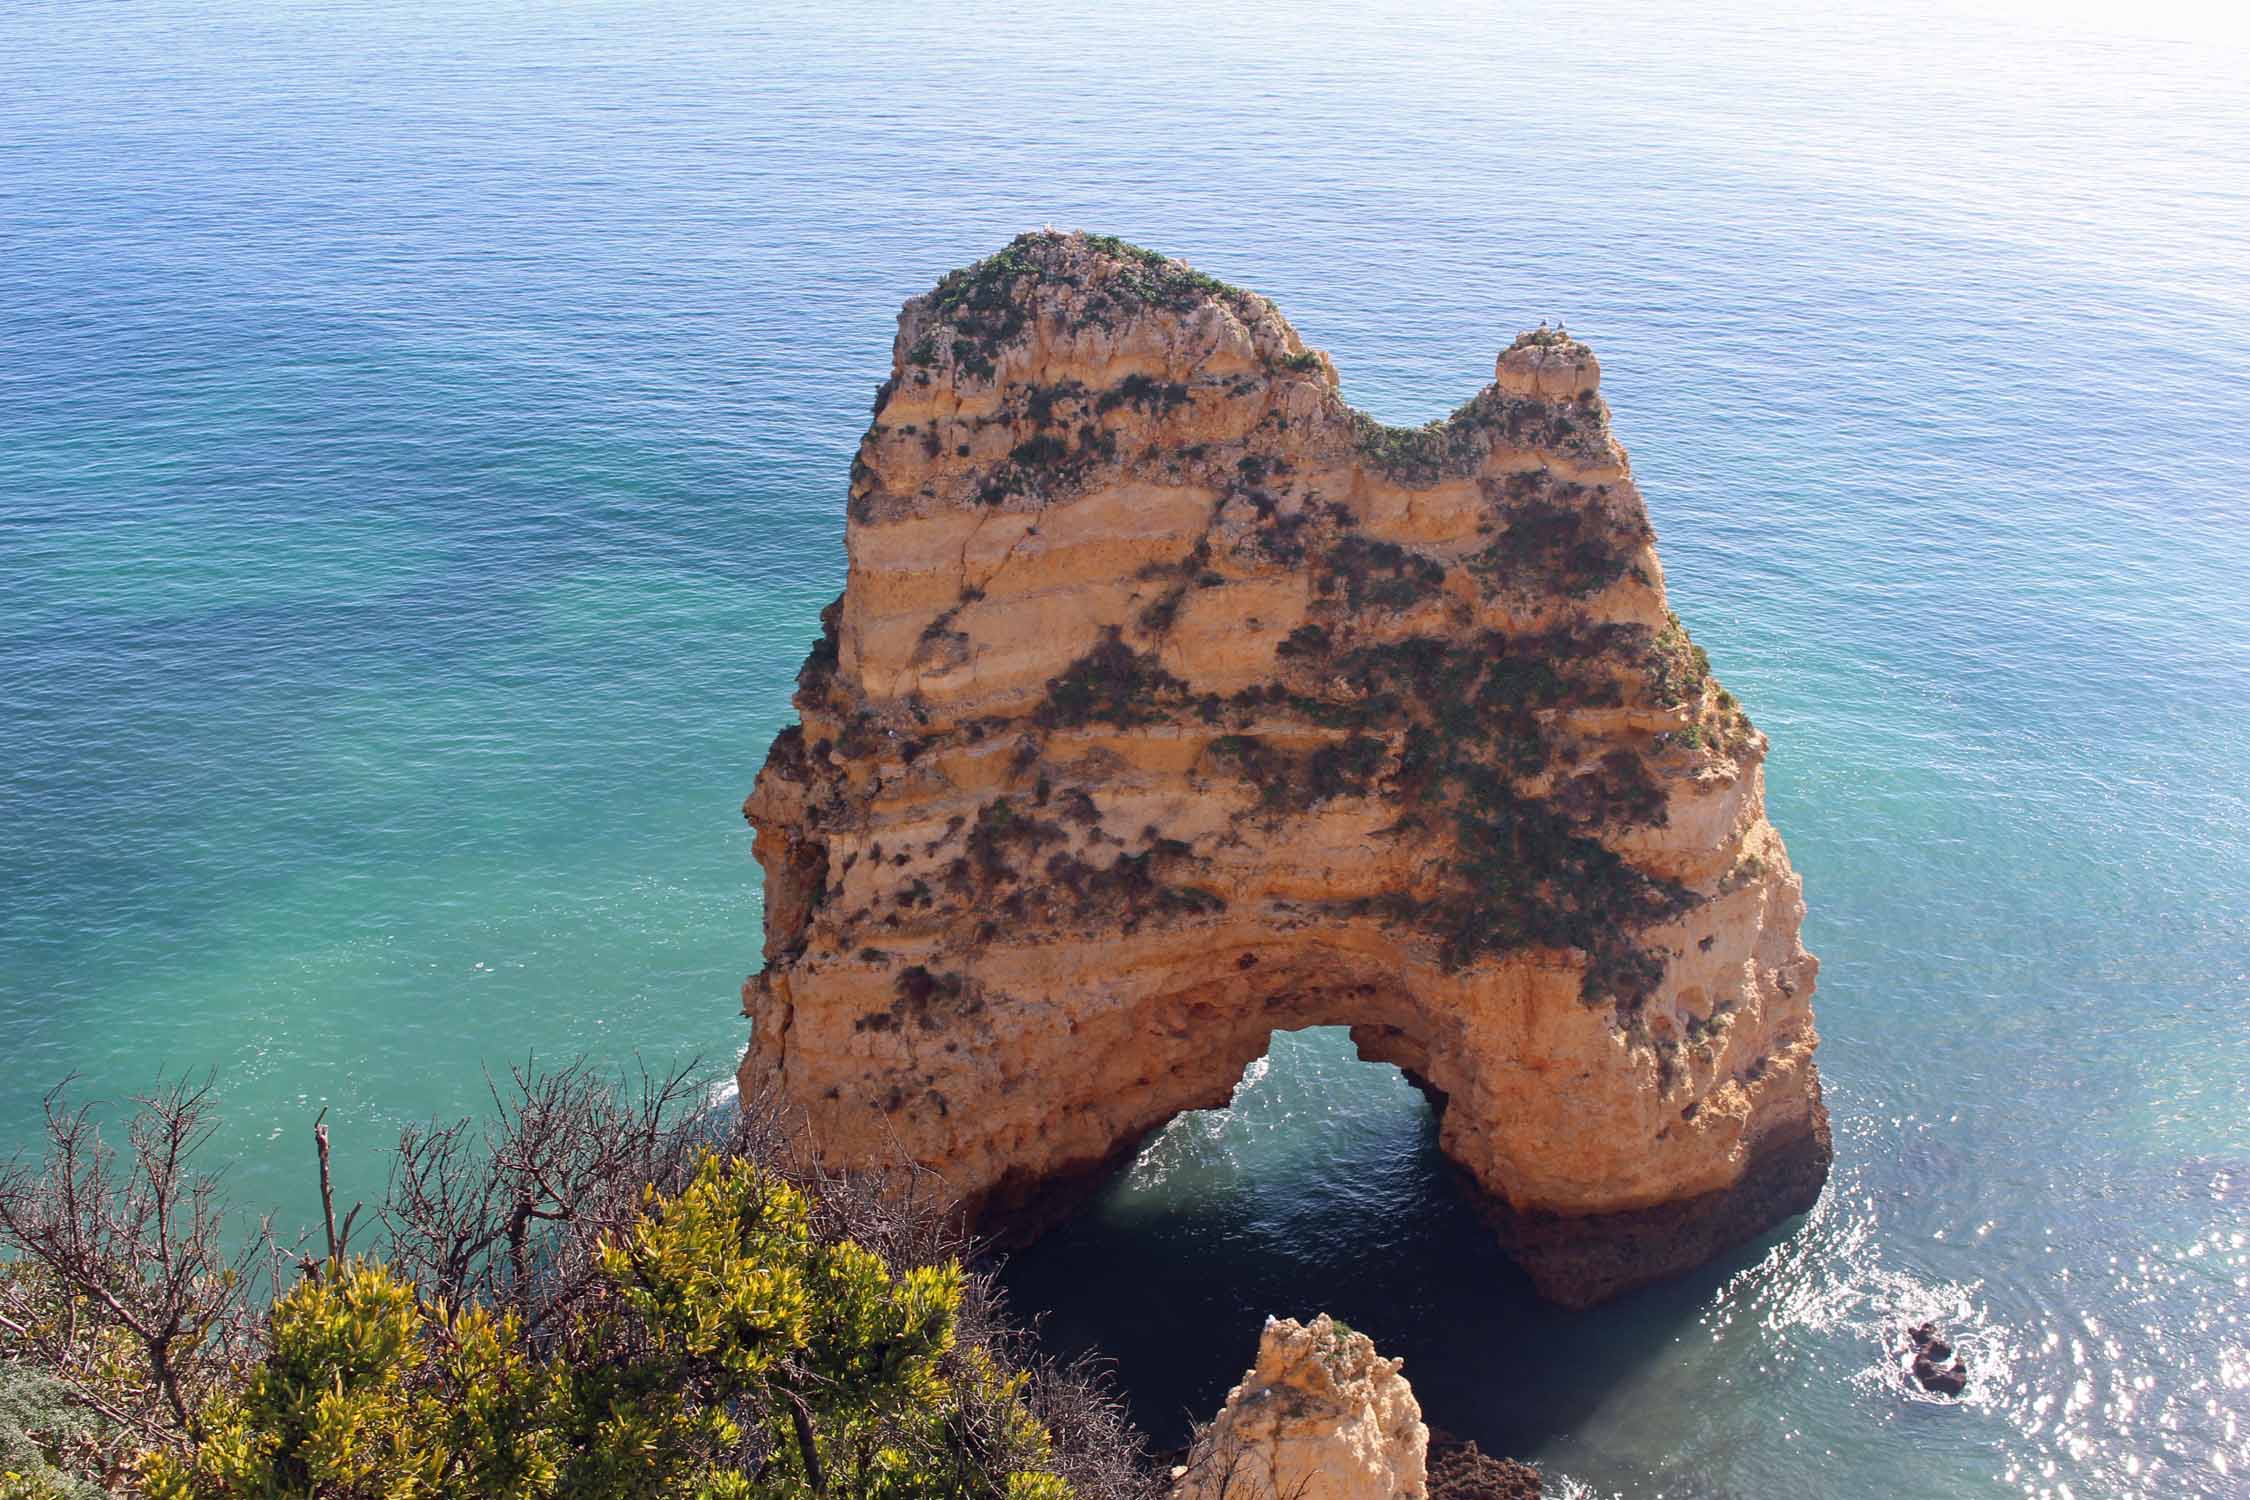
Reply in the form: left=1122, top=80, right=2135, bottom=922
left=3, top=2, right=2247, bottom=1495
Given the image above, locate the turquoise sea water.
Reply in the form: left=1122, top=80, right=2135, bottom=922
left=3, top=1, right=2247, bottom=1494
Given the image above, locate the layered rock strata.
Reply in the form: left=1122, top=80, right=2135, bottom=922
left=1174, top=1315, right=1428, bottom=1500
left=743, top=231, right=1829, bottom=1304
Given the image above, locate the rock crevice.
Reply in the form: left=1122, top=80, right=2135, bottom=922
left=743, top=231, right=1830, bottom=1304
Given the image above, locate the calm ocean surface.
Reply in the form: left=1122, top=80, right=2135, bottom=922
left=3, top=2, right=2246, bottom=1494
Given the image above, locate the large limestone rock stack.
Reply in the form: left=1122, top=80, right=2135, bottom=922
left=1174, top=1316, right=1429, bottom=1500
left=743, top=230, right=1829, bottom=1304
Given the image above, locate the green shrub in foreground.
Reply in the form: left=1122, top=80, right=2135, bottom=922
left=1, top=1070, right=1147, bottom=1500
left=136, top=1153, right=1065, bottom=1500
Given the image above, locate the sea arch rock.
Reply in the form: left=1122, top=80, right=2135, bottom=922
left=742, top=231, right=1829, bottom=1306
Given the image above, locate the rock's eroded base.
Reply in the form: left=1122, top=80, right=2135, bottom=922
left=1489, top=1086, right=1832, bottom=1306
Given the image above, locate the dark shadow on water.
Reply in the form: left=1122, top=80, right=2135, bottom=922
left=992, top=1033, right=1778, bottom=1455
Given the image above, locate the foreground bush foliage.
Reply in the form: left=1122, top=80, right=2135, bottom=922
left=0, top=1070, right=1150, bottom=1499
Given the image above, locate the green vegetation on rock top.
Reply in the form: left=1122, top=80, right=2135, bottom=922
left=928, top=231, right=1249, bottom=320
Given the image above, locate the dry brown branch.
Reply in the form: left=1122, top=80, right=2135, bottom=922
left=0, top=1075, right=267, bottom=1468
left=379, top=1055, right=723, bottom=1338
left=307, top=1107, right=360, bottom=1272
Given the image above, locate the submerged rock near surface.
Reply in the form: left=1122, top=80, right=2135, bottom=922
left=743, top=230, right=1830, bottom=1304
left=1174, top=1315, right=1429, bottom=1500
left=1907, top=1321, right=1970, bottom=1396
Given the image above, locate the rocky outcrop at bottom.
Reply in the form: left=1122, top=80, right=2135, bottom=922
left=1174, top=1315, right=1431, bottom=1500
left=1486, top=1093, right=1832, bottom=1306
left=1427, top=1437, right=1542, bottom=1500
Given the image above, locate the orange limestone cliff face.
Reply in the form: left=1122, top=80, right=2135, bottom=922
left=742, top=231, right=1829, bottom=1306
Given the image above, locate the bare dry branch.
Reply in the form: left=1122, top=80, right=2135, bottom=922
left=0, top=1074, right=267, bottom=1465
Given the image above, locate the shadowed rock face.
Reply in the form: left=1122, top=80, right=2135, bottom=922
left=743, top=231, right=1828, bottom=1306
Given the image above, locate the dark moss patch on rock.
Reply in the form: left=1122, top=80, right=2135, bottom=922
left=1319, top=535, right=1447, bottom=610
left=1036, top=628, right=1191, bottom=729
left=857, top=964, right=982, bottom=1033
left=1225, top=615, right=1694, bottom=1009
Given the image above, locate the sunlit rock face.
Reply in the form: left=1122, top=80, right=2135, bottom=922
left=742, top=231, right=1828, bottom=1306
left=1174, top=1315, right=1428, bottom=1500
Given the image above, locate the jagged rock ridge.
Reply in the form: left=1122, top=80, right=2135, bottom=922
left=744, top=231, right=1830, bottom=1305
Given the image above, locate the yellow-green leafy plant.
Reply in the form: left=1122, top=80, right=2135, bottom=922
left=134, top=1152, right=1080, bottom=1499
left=138, top=1264, right=568, bottom=1500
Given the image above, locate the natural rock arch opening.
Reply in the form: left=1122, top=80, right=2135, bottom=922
left=1090, top=1024, right=1445, bottom=1206
left=995, top=1025, right=1482, bottom=1446
left=965, top=969, right=1462, bottom=1234
left=741, top=231, right=1829, bottom=1306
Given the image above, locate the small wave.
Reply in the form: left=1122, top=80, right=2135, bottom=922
left=1547, top=1476, right=1621, bottom=1500
left=1730, top=1188, right=2009, bottom=1406
left=1115, top=1056, right=1284, bottom=1191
